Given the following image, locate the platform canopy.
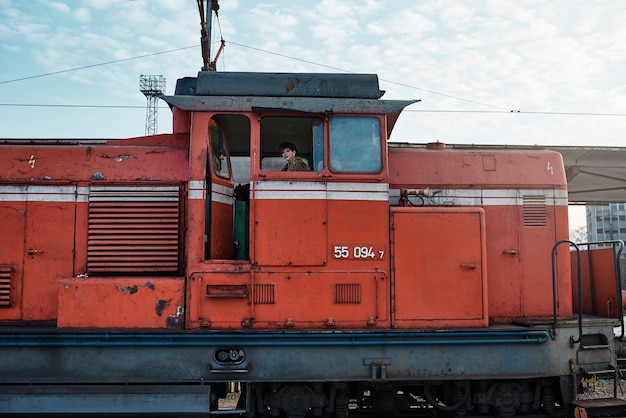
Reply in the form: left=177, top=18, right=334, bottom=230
left=547, top=146, right=626, bottom=204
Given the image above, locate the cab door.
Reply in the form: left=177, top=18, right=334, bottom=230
left=206, top=120, right=235, bottom=259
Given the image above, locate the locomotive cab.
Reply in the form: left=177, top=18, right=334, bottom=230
left=166, top=72, right=415, bottom=329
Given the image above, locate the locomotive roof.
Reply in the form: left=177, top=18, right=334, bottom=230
left=176, top=72, right=385, bottom=98
left=162, top=71, right=417, bottom=116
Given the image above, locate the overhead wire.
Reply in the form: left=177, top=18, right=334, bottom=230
left=0, top=45, right=197, bottom=85
left=1, top=40, right=626, bottom=117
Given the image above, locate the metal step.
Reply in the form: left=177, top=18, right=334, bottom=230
left=572, top=397, right=626, bottom=410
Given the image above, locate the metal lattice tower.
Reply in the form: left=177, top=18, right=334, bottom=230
left=139, top=75, right=166, bottom=136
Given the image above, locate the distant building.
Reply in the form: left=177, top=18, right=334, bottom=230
left=587, top=203, right=626, bottom=242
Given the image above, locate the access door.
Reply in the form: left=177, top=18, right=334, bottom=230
left=391, top=207, right=488, bottom=328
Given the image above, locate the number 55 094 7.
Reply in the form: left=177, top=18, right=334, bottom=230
left=333, top=246, right=384, bottom=259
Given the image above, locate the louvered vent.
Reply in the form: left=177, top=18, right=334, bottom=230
left=254, top=284, right=275, bottom=304
left=87, top=186, right=182, bottom=275
left=0, top=266, right=14, bottom=307
left=523, top=195, right=547, bottom=227
left=335, top=283, right=361, bottom=304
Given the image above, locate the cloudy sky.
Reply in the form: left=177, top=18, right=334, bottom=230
left=1, top=0, right=625, bottom=148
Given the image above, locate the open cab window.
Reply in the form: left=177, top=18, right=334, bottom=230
left=260, top=116, right=324, bottom=172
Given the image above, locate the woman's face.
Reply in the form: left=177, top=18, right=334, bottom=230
left=282, top=147, right=296, bottom=161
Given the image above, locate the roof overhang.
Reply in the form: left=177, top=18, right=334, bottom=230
left=163, top=95, right=417, bottom=137
left=547, top=146, right=626, bottom=203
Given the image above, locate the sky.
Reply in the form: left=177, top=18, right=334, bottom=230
left=1, top=0, right=625, bottom=228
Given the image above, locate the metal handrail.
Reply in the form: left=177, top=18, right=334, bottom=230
left=552, top=240, right=581, bottom=341
left=553, top=240, right=625, bottom=343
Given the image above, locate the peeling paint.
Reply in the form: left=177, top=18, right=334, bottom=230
left=166, top=306, right=184, bottom=329
left=97, top=153, right=136, bottom=162
left=144, top=282, right=156, bottom=291
left=28, top=155, right=35, bottom=168
left=285, top=78, right=296, bottom=93
left=116, top=285, right=138, bottom=295
left=155, top=298, right=171, bottom=316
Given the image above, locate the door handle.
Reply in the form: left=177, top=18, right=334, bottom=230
left=460, top=263, right=476, bottom=270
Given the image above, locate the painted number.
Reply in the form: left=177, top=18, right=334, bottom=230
left=334, top=246, right=349, bottom=259
left=354, top=246, right=376, bottom=259
left=333, top=246, right=385, bottom=259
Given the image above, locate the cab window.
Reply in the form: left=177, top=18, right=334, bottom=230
left=209, top=121, right=230, bottom=179
left=260, top=116, right=324, bottom=172
left=329, top=116, right=381, bottom=173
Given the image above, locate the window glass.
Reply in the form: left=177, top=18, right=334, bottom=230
left=209, top=121, right=230, bottom=179
left=329, top=116, right=381, bottom=173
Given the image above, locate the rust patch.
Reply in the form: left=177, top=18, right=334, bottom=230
left=285, top=78, right=297, bottom=93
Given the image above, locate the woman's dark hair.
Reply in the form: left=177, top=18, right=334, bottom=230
left=279, top=141, right=297, bottom=153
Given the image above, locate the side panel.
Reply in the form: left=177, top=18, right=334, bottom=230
left=252, top=181, right=327, bottom=267
left=572, top=247, right=620, bottom=318
left=22, top=185, right=76, bottom=321
left=0, top=190, right=25, bottom=320
left=391, top=207, right=488, bottom=328
left=57, top=277, right=185, bottom=328
left=482, top=204, right=521, bottom=319
left=519, top=191, right=562, bottom=318
left=252, top=271, right=387, bottom=328
left=187, top=267, right=252, bottom=329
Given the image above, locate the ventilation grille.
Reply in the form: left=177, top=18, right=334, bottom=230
left=254, top=284, right=275, bottom=304
left=335, top=283, right=361, bottom=304
left=0, top=266, right=14, bottom=307
left=523, top=195, right=547, bottom=227
left=87, top=186, right=182, bottom=275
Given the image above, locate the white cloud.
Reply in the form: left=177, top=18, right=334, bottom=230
left=48, top=2, right=71, bottom=15
left=72, top=7, right=90, bottom=23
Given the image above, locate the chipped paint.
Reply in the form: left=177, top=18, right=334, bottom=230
left=285, top=78, right=296, bottom=93
left=166, top=306, right=184, bottom=328
left=116, top=285, right=139, bottom=295
left=97, top=153, right=136, bottom=162
left=155, top=298, right=171, bottom=316
left=145, top=282, right=156, bottom=290
left=28, top=155, right=35, bottom=168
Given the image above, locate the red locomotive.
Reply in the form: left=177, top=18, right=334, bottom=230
left=1, top=5, right=624, bottom=418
